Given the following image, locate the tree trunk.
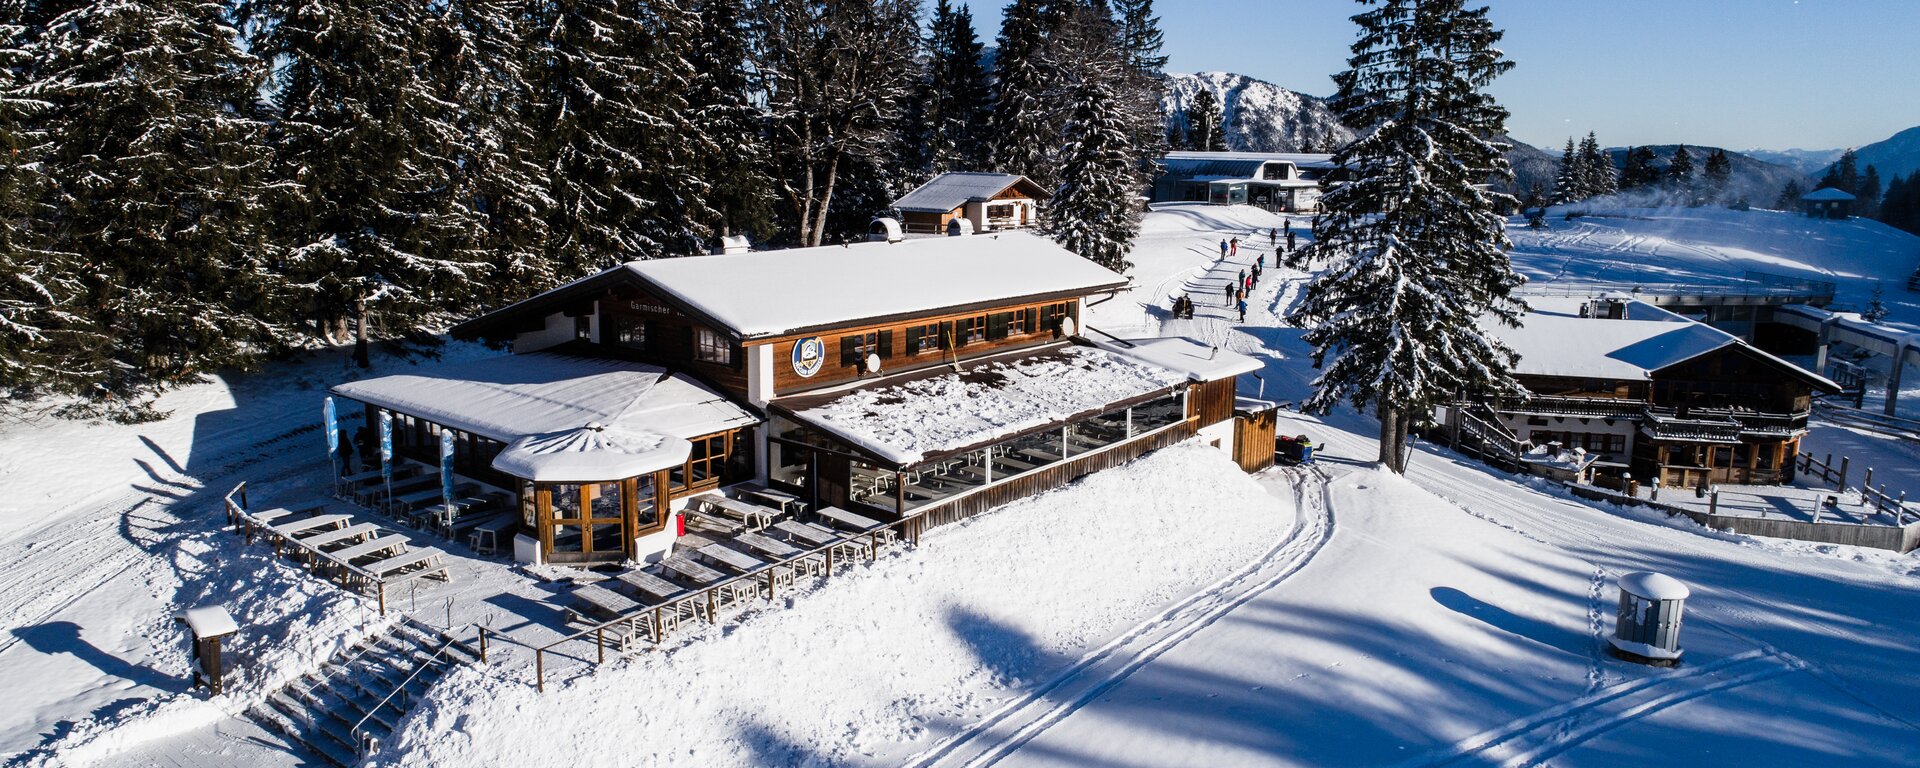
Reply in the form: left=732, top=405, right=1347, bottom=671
left=1378, top=402, right=1408, bottom=473
left=353, top=295, right=370, bottom=370
left=808, top=150, right=842, bottom=248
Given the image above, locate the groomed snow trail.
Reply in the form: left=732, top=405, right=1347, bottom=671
left=908, top=464, right=1336, bottom=768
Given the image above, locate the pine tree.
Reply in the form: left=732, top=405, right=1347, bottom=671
left=1187, top=89, right=1227, bottom=151
left=1857, top=164, right=1882, bottom=218
left=1048, top=76, right=1140, bottom=272
left=1554, top=137, right=1582, bottom=203
left=687, top=0, right=775, bottom=241
left=247, top=0, right=493, bottom=367
left=1620, top=145, right=1659, bottom=189
left=1579, top=132, right=1615, bottom=197
left=919, top=0, right=993, bottom=174
left=1863, top=282, right=1889, bottom=323
left=1667, top=145, right=1694, bottom=195
left=1285, top=0, right=1525, bottom=473
left=1818, top=149, right=1860, bottom=194
left=1112, top=0, right=1170, bottom=179
left=1775, top=179, right=1805, bottom=211
left=0, top=14, right=101, bottom=400
left=30, top=0, right=284, bottom=404
left=1702, top=149, right=1732, bottom=202
left=990, top=0, right=1071, bottom=183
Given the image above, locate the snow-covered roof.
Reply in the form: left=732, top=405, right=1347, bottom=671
left=1619, top=571, right=1690, bottom=601
left=1800, top=187, right=1856, bottom=202
left=1162, top=151, right=1338, bottom=179
left=330, top=352, right=759, bottom=447
left=892, top=172, right=1047, bottom=213
left=1086, top=334, right=1262, bottom=382
left=1491, top=296, right=1835, bottom=390
left=622, top=232, right=1126, bottom=338
left=180, top=606, right=239, bottom=638
left=780, top=343, right=1187, bottom=466
left=492, top=424, right=692, bottom=483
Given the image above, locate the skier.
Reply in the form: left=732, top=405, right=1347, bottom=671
left=1219, top=238, right=1228, bottom=258
left=1236, top=297, right=1248, bottom=322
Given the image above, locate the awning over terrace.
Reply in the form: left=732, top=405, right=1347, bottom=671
left=776, top=342, right=1190, bottom=467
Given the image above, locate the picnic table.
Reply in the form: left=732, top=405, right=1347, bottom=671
left=612, top=571, right=699, bottom=640
left=993, top=456, right=1037, bottom=474
left=305, top=522, right=382, bottom=549
left=738, top=483, right=806, bottom=514
left=706, top=496, right=777, bottom=530
left=660, top=556, right=724, bottom=586
left=771, top=520, right=838, bottom=549
left=568, top=583, right=642, bottom=623
left=735, top=531, right=802, bottom=560
left=364, top=547, right=447, bottom=580
left=1017, top=447, right=1062, bottom=463
left=272, top=513, right=352, bottom=539
left=464, top=514, right=517, bottom=556
left=333, top=534, right=410, bottom=564
left=815, top=506, right=884, bottom=532
left=389, top=482, right=478, bottom=514
left=616, top=569, right=687, bottom=601
left=683, top=508, right=745, bottom=534
left=698, top=543, right=766, bottom=574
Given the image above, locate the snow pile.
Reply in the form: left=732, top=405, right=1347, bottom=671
left=795, top=345, right=1188, bottom=465
left=372, top=442, right=1294, bottom=767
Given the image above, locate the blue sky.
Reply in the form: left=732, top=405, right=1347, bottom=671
left=957, top=0, right=1920, bottom=152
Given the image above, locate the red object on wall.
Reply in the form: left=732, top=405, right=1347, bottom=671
left=675, top=513, right=685, bottom=537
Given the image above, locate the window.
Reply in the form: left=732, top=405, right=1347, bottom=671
left=695, top=327, right=732, bottom=365
left=905, top=323, right=945, bottom=354
left=1039, top=302, right=1077, bottom=334
left=987, top=203, right=1016, bottom=220
left=1007, top=308, right=1031, bottom=335
left=669, top=430, right=734, bottom=491
left=840, top=331, right=893, bottom=367
left=574, top=315, right=592, bottom=341
left=612, top=317, right=648, bottom=350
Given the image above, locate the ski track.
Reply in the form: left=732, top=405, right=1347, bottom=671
left=907, top=464, right=1337, bottom=768
left=0, top=421, right=320, bottom=661
left=1407, top=649, right=1804, bottom=768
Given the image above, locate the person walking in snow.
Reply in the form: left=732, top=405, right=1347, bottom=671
left=1286, top=229, right=1296, bottom=252
left=1238, top=268, right=1245, bottom=287
left=1269, top=228, right=1278, bottom=247
left=1230, top=237, right=1239, bottom=258
left=1236, top=297, right=1248, bottom=322
left=1224, top=283, right=1235, bottom=305
left=1257, top=252, right=1264, bottom=269
left=1219, top=238, right=1228, bottom=258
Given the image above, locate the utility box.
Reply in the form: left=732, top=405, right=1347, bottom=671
left=1608, top=572, right=1689, bottom=666
left=176, top=605, right=240, bottom=695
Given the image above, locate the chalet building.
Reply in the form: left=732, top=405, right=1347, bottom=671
left=1799, top=187, right=1855, bottom=219
left=1150, top=151, right=1336, bottom=211
left=1438, top=295, right=1838, bottom=488
left=890, top=172, right=1049, bottom=235
left=332, top=233, right=1262, bottom=565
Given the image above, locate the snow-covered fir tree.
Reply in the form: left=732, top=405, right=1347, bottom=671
left=246, top=0, right=493, bottom=368
left=990, top=0, right=1072, bottom=185
left=1774, top=179, right=1805, bottom=210
left=1554, top=137, right=1583, bottom=203
left=1112, top=0, right=1170, bottom=178
left=687, top=0, right=775, bottom=241
left=1578, top=132, right=1615, bottom=197
left=1702, top=149, right=1732, bottom=202
left=1619, top=146, right=1659, bottom=189
left=916, top=0, right=992, bottom=174
left=1186, top=88, right=1227, bottom=151
left=1284, top=0, right=1526, bottom=473
left=0, top=14, right=100, bottom=401
left=30, top=0, right=284, bottom=402
left=1667, top=144, right=1694, bottom=192
left=1048, top=75, right=1141, bottom=272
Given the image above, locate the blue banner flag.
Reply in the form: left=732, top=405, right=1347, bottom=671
left=323, top=397, right=339, bottom=457
left=379, top=411, right=394, bottom=487
left=439, top=429, right=456, bottom=511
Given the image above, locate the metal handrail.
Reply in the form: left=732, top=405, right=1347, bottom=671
left=352, top=624, right=482, bottom=757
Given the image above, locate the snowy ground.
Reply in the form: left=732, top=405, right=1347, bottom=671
left=4, top=203, right=1920, bottom=766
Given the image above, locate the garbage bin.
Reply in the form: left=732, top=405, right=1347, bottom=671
left=1607, top=572, right=1689, bottom=666
left=176, top=605, right=240, bottom=695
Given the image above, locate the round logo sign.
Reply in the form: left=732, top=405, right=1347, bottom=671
left=791, top=337, right=826, bottom=378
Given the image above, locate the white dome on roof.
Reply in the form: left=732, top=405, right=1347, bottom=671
left=492, top=423, right=692, bottom=483
left=1618, top=571, right=1690, bottom=601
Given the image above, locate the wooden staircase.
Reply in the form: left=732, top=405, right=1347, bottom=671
left=247, top=618, right=480, bottom=766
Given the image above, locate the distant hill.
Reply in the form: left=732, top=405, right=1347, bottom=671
left=1603, top=145, right=1806, bottom=205
left=1160, top=72, right=1352, bottom=154
left=1743, top=147, right=1844, bottom=176
left=1843, top=125, right=1920, bottom=182
left=1161, top=71, right=1558, bottom=197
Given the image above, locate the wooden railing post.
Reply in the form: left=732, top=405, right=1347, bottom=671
left=535, top=650, right=544, bottom=693
left=479, top=626, right=488, bottom=663
left=1839, top=457, right=1850, bottom=490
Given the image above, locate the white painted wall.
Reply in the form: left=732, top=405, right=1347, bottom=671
left=512, top=306, right=598, bottom=353
left=1198, top=417, right=1236, bottom=459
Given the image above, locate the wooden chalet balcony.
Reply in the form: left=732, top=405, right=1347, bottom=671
left=1640, top=406, right=1743, bottom=443
left=1485, top=395, right=1642, bottom=419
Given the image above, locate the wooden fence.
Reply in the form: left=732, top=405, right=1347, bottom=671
left=1565, top=481, right=1920, bottom=553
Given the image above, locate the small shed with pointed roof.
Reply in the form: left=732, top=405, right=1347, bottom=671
left=1800, top=187, right=1855, bottom=219
left=890, top=172, right=1049, bottom=235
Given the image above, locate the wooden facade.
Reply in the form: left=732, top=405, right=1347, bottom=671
left=1233, top=409, right=1278, bottom=473
left=758, top=300, right=1081, bottom=396
left=596, top=285, right=747, bottom=394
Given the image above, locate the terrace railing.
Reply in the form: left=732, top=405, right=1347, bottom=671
left=1639, top=408, right=1744, bottom=443
left=1489, top=395, right=1643, bottom=420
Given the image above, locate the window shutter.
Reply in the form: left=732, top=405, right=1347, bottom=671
left=877, top=330, right=893, bottom=358
left=939, top=321, right=954, bottom=349
left=987, top=312, right=1009, bottom=340
left=840, top=335, right=859, bottom=367
left=905, top=326, right=923, bottom=354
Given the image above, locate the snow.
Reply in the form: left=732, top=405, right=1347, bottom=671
left=1800, top=187, right=1856, bottom=201
left=624, top=231, right=1128, bottom=338
left=490, top=424, right=691, bottom=483
left=179, top=606, right=240, bottom=639
left=1489, top=296, right=1736, bottom=380
left=1618, top=571, right=1690, bottom=601
left=329, top=351, right=757, bottom=446
left=789, top=344, right=1187, bottom=466
left=892, top=172, right=1037, bottom=213
left=8, top=203, right=1920, bottom=768
left=1087, top=335, right=1262, bottom=382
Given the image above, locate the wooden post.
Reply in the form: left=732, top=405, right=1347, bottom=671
left=652, top=607, right=663, bottom=645
left=378, top=583, right=387, bottom=616
left=1864, top=467, right=1874, bottom=491
left=596, top=626, right=604, bottom=664
left=535, top=650, right=544, bottom=693
left=826, top=546, right=835, bottom=576
left=1709, top=491, right=1719, bottom=516
left=706, top=588, right=716, bottom=624
left=478, top=627, right=488, bottom=663
left=1839, top=457, right=1850, bottom=490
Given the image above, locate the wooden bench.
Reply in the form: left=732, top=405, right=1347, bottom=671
left=567, top=583, right=642, bottom=623
left=737, top=483, right=806, bottom=515
left=682, top=508, right=745, bottom=535
left=271, top=513, right=352, bottom=541
left=333, top=534, right=410, bottom=564
left=735, top=531, right=801, bottom=560
left=815, top=506, right=896, bottom=553
left=703, top=496, right=778, bottom=531
left=661, top=556, right=724, bottom=586
left=771, top=520, right=837, bottom=549
left=465, top=514, right=517, bottom=556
